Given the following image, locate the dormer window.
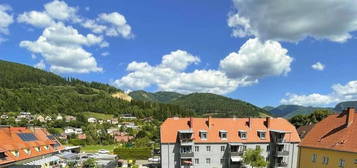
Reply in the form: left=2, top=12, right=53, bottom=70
left=35, top=147, right=41, bottom=152
left=239, top=131, right=247, bottom=139
left=200, top=130, right=207, bottom=140
left=44, top=145, right=49, bottom=150
left=23, top=148, right=31, bottom=155
left=219, top=130, right=227, bottom=139
left=0, top=152, right=6, bottom=159
left=11, top=150, right=19, bottom=157
left=258, top=131, right=266, bottom=139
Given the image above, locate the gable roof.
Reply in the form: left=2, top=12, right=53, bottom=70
left=160, top=117, right=300, bottom=143
left=300, top=108, right=357, bottom=153
left=0, top=127, right=63, bottom=165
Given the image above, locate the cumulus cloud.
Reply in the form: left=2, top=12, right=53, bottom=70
left=17, top=11, right=54, bottom=28
left=114, top=39, right=292, bottom=94
left=20, top=23, right=103, bottom=73
left=219, top=38, right=292, bottom=80
left=82, top=12, right=133, bottom=38
left=281, top=81, right=357, bottom=106
left=311, top=62, right=325, bottom=71
left=44, top=0, right=78, bottom=21
left=0, top=4, right=13, bottom=35
left=34, top=59, right=46, bottom=70
left=228, top=0, right=357, bottom=42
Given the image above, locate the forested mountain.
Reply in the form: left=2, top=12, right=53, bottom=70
left=0, top=60, right=193, bottom=121
left=129, top=90, right=183, bottom=103
left=268, top=105, right=334, bottom=118
left=170, top=93, right=270, bottom=117
left=334, top=101, right=357, bottom=112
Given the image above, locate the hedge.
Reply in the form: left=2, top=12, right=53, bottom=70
left=113, top=147, right=151, bottom=160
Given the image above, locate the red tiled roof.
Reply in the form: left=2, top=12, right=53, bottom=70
left=300, top=108, right=357, bottom=153
left=0, top=127, right=63, bottom=165
left=160, top=117, right=300, bottom=143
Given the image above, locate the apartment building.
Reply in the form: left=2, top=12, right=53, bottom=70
left=160, top=117, right=300, bottom=168
left=298, top=107, right=357, bottom=168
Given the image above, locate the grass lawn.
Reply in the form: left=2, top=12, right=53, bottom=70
left=83, top=112, right=114, bottom=120
left=81, top=144, right=118, bottom=153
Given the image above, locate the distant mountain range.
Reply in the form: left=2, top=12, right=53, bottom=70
left=129, top=90, right=270, bottom=118
left=265, top=102, right=357, bottom=119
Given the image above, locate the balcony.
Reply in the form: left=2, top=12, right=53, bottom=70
left=180, top=152, right=194, bottom=158
left=180, top=138, right=194, bottom=146
left=276, top=150, right=289, bottom=156
left=230, top=151, right=244, bottom=156
left=275, top=162, right=288, bottom=168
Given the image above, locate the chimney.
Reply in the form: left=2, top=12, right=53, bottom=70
left=346, top=107, right=355, bottom=127
left=266, top=117, right=271, bottom=128
left=248, top=117, right=252, bottom=128
left=206, top=116, right=212, bottom=128
left=189, top=117, right=193, bottom=129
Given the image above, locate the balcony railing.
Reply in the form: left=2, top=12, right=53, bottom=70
left=230, top=151, right=244, bottom=156
left=180, top=152, right=194, bottom=158
left=276, top=150, right=289, bottom=156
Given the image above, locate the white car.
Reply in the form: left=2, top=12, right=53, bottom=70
left=148, top=156, right=160, bottom=162
left=98, top=149, right=110, bottom=154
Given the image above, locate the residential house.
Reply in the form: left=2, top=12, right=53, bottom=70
left=17, top=112, right=32, bottom=120
left=36, top=115, right=45, bottom=123
left=160, top=117, right=301, bottom=168
left=45, top=116, right=52, bottom=121
left=0, top=126, right=63, bottom=167
left=77, top=134, right=87, bottom=140
left=56, top=115, right=63, bottom=121
left=65, top=115, right=76, bottom=122
left=298, top=107, right=357, bottom=168
left=111, top=118, right=119, bottom=125
left=0, top=114, right=8, bottom=119
left=113, top=132, right=134, bottom=142
left=64, top=127, right=83, bottom=135
left=120, top=114, right=137, bottom=120
left=88, top=117, right=97, bottom=123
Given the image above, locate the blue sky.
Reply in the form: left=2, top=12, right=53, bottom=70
left=1, top=0, right=357, bottom=107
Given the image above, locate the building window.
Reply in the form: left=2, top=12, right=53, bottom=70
left=195, top=146, right=199, bottom=152
left=239, top=131, right=247, bottom=139
left=219, top=130, right=227, bottom=139
left=220, top=158, right=225, bottom=164
left=256, top=145, right=261, bottom=150
left=338, top=159, right=345, bottom=167
left=0, top=152, right=6, bottom=159
left=11, top=150, right=19, bottom=157
left=23, top=148, right=31, bottom=155
left=206, top=158, right=211, bottom=164
left=243, top=145, right=247, bottom=151
left=206, top=146, right=211, bottom=152
left=195, top=158, right=199, bottom=165
left=266, top=145, right=270, bottom=151
left=311, top=154, right=317, bottom=163
left=322, top=156, right=329, bottom=165
left=44, top=145, right=49, bottom=150
left=200, top=131, right=207, bottom=140
left=221, top=146, right=225, bottom=152
left=35, top=147, right=41, bottom=152
left=258, top=131, right=266, bottom=139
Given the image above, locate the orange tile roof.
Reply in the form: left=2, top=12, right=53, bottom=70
left=160, top=117, right=300, bottom=143
left=300, top=108, right=357, bottom=153
left=0, top=127, right=63, bottom=165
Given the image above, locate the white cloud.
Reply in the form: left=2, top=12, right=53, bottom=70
left=281, top=81, right=357, bottom=106
left=34, top=59, right=46, bottom=70
left=44, top=0, right=77, bottom=21
left=228, top=0, right=357, bottom=42
left=101, top=52, right=109, bottom=56
left=0, top=4, right=13, bottom=35
left=114, top=39, right=291, bottom=94
left=219, top=38, right=293, bottom=80
left=20, top=22, right=103, bottom=73
left=311, top=62, right=325, bottom=71
left=83, top=12, right=133, bottom=38
left=17, top=11, right=54, bottom=28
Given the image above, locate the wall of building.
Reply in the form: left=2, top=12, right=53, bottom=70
left=161, top=143, right=180, bottom=168
left=298, top=147, right=357, bottom=168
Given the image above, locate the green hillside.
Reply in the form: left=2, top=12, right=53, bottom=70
left=170, top=93, right=269, bottom=118
left=0, top=60, right=193, bottom=120
left=269, top=105, right=333, bottom=118
left=129, top=90, right=183, bottom=103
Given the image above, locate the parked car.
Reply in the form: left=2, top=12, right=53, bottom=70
left=98, top=149, right=110, bottom=154
left=148, top=156, right=160, bottom=162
